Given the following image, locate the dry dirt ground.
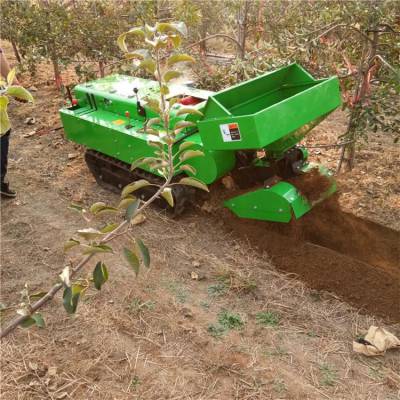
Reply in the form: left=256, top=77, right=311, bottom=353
left=1, top=44, right=399, bottom=399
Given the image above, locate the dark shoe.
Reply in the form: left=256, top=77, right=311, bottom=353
left=1, top=182, right=16, bottom=198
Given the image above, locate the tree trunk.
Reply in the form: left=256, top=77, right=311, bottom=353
left=11, top=41, right=22, bottom=63
left=342, top=30, right=379, bottom=171
left=237, top=0, right=250, bottom=59
left=99, top=60, right=105, bottom=78
left=52, top=56, right=62, bottom=90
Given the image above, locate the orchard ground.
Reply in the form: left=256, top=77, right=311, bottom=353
left=1, top=41, right=399, bottom=399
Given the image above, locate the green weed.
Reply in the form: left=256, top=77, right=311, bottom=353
left=255, top=311, right=280, bottom=327
left=319, top=363, right=337, bottom=387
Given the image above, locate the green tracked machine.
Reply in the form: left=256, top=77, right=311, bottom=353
left=60, top=63, right=341, bottom=222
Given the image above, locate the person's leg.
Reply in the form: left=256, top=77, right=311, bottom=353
left=1, top=129, right=16, bottom=198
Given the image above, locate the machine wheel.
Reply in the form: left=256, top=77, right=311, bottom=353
left=84, top=150, right=195, bottom=216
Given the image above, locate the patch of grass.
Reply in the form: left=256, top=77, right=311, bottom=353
left=319, top=363, right=337, bottom=387
left=255, top=311, right=280, bottom=327
left=166, top=281, right=188, bottom=303
left=207, top=309, right=245, bottom=338
left=273, top=378, right=287, bottom=394
left=218, top=309, right=244, bottom=330
left=207, top=282, right=227, bottom=297
left=128, top=298, right=155, bottom=314
left=368, top=366, right=384, bottom=381
left=207, top=323, right=226, bottom=338
left=130, top=375, right=141, bottom=391
left=265, top=346, right=288, bottom=357
left=214, top=268, right=257, bottom=295
left=200, top=300, right=210, bottom=310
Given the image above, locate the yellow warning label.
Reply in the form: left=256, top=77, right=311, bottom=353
left=112, top=119, right=125, bottom=126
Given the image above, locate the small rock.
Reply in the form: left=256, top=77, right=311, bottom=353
left=28, top=361, right=39, bottom=371
left=47, top=366, right=57, bottom=376
left=181, top=307, right=193, bottom=318
left=23, top=130, right=36, bottom=138
left=192, top=260, right=201, bottom=268
left=221, top=175, right=236, bottom=190
left=200, top=201, right=214, bottom=213
left=131, top=213, right=146, bottom=225
left=24, top=117, right=36, bottom=125
left=67, top=153, right=78, bottom=160
left=191, top=271, right=206, bottom=281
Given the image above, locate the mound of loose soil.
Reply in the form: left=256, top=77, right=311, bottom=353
left=287, top=167, right=333, bottom=203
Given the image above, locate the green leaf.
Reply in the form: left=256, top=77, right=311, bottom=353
left=179, top=149, right=204, bottom=162
left=32, top=313, right=45, bottom=328
left=63, top=284, right=83, bottom=314
left=179, top=177, right=209, bottom=192
left=90, top=202, right=118, bottom=215
left=145, top=98, right=161, bottom=114
left=170, top=34, right=182, bottom=49
left=147, top=140, right=164, bottom=150
left=139, top=59, right=156, bottom=74
left=117, top=33, right=128, bottom=52
left=6, top=86, right=34, bottom=103
left=167, top=54, right=195, bottom=67
left=160, top=85, right=169, bottom=95
left=29, top=291, right=48, bottom=301
left=96, top=206, right=119, bottom=216
left=7, top=68, right=16, bottom=85
left=82, top=244, right=113, bottom=255
left=64, top=238, right=80, bottom=252
left=118, top=196, right=137, bottom=209
left=121, top=180, right=151, bottom=198
left=124, top=51, right=146, bottom=60
left=176, top=108, right=203, bottom=117
left=93, top=261, right=109, bottom=290
left=174, top=120, right=196, bottom=131
left=179, top=164, right=197, bottom=175
left=100, top=223, right=119, bottom=233
left=126, top=199, right=141, bottom=221
left=136, top=239, right=150, bottom=268
left=178, top=141, right=196, bottom=152
left=77, top=228, right=104, bottom=241
left=163, top=70, right=181, bottom=83
left=123, top=247, right=140, bottom=276
left=68, top=203, right=85, bottom=213
left=0, top=96, right=10, bottom=133
left=161, top=187, right=174, bottom=207
left=90, top=202, right=106, bottom=214
left=21, top=317, right=36, bottom=328
left=156, top=21, right=187, bottom=37
left=117, top=28, right=145, bottom=52
left=146, top=117, right=161, bottom=129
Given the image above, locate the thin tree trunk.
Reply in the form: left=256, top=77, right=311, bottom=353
left=99, top=60, right=105, bottom=78
left=52, top=56, right=62, bottom=90
left=11, top=41, right=22, bottom=63
left=237, top=0, right=250, bottom=59
left=342, top=30, right=379, bottom=171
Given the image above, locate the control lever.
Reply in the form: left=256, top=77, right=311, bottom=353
left=133, top=87, right=146, bottom=118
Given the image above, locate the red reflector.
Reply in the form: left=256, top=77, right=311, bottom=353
left=125, top=111, right=130, bottom=118
left=72, top=99, right=78, bottom=106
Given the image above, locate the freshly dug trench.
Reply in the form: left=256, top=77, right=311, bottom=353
left=207, top=185, right=400, bottom=321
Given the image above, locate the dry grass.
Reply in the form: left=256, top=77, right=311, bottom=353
left=2, top=207, right=400, bottom=399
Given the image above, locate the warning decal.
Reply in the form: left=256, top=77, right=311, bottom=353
left=220, top=122, right=241, bottom=142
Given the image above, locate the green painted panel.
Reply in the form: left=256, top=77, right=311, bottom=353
left=197, top=63, right=341, bottom=151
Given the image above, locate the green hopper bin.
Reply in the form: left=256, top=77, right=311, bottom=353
left=197, top=63, right=341, bottom=151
